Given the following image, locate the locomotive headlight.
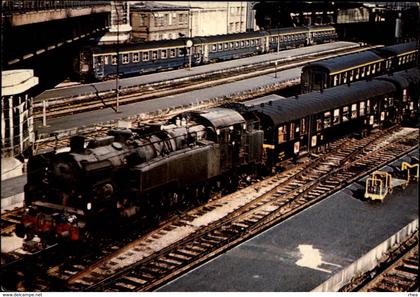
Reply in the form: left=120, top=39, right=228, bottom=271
left=87, top=202, right=92, bottom=210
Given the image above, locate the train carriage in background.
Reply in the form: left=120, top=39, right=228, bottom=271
left=301, top=41, right=419, bottom=93
left=372, top=41, right=418, bottom=73
left=78, top=26, right=337, bottom=82
left=244, top=79, right=400, bottom=167
left=376, top=67, right=420, bottom=125
left=301, top=51, right=385, bottom=93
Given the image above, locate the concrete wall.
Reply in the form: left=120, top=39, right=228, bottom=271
left=10, top=6, right=111, bottom=26
left=312, top=218, right=419, bottom=292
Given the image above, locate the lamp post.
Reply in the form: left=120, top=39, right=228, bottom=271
left=186, top=39, right=193, bottom=71
left=274, top=61, right=278, bottom=78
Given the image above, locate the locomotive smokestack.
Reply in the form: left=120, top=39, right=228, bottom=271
left=70, top=136, right=85, bottom=153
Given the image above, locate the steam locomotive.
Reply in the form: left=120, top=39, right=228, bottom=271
left=16, top=67, right=419, bottom=242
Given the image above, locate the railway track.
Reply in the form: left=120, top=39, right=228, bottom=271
left=32, top=44, right=373, bottom=120
left=3, top=127, right=417, bottom=292
left=340, top=233, right=418, bottom=292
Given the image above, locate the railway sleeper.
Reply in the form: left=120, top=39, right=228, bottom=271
left=396, top=264, right=418, bottom=274
left=167, top=252, right=190, bottom=262
left=111, top=282, right=137, bottom=291
left=134, top=269, right=160, bottom=280
left=183, top=245, right=207, bottom=253
left=159, top=256, right=183, bottom=266
left=175, top=248, right=199, bottom=258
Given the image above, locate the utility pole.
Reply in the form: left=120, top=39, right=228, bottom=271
left=115, top=3, right=120, bottom=113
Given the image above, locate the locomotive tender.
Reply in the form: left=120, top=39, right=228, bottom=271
left=17, top=67, right=419, bottom=242
left=78, top=26, right=337, bottom=81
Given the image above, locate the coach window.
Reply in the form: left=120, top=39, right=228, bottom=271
left=240, top=41, right=245, bottom=47
left=245, top=40, right=250, bottom=47
left=388, top=97, right=394, bottom=107
left=211, top=44, right=217, bottom=52
left=333, top=75, right=339, bottom=87
left=361, top=67, right=365, bottom=78
left=402, top=89, right=407, bottom=102
left=359, top=101, right=366, bottom=116
left=377, top=63, right=381, bottom=72
left=342, top=72, right=347, bottom=84
left=372, top=63, right=376, bottom=74
left=143, top=51, right=149, bottom=61
left=235, top=41, right=239, bottom=48
left=218, top=43, right=223, bottom=51
left=132, top=52, right=139, bottom=63
left=224, top=43, right=228, bottom=50
left=316, top=116, right=323, bottom=132
left=278, top=125, right=287, bottom=143
left=170, top=48, right=176, bottom=58
left=122, top=54, right=129, bottom=64
left=323, top=111, right=331, bottom=128
left=349, top=70, right=354, bottom=81
left=342, top=106, right=349, bottom=122
left=366, top=65, right=371, bottom=76
left=300, top=118, right=306, bottom=134
left=161, top=49, right=167, bottom=59
left=351, top=104, right=358, bottom=119
left=398, top=57, right=402, bottom=65
left=112, top=55, right=117, bottom=65
left=366, top=100, right=371, bottom=114
left=104, top=56, right=109, bottom=65
left=355, top=68, right=359, bottom=79
left=333, top=109, right=340, bottom=125
left=152, top=50, right=158, bottom=60
left=251, top=40, right=255, bottom=46
left=96, top=56, right=103, bottom=65
left=229, top=42, right=234, bottom=49
left=290, top=122, right=296, bottom=139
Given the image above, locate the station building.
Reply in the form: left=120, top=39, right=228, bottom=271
left=1, top=69, right=38, bottom=180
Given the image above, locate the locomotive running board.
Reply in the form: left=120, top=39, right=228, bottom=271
left=32, top=201, right=85, bottom=216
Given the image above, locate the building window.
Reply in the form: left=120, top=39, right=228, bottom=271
left=139, top=14, right=146, bottom=26
left=230, top=22, right=234, bottom=32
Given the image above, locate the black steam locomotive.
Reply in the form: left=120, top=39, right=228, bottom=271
left=17, top=67, right=419, bottom=242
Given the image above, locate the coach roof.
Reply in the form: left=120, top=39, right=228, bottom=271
left=249, top=79, right=396, bottom=126
left=302, top=51, right=383, bottom=74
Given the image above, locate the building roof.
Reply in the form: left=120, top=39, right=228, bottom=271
left=302, top=51, right=384, bottom=75
left=249, top=79, right=396, bottom=127
left=131, top=2, right=190, bottom=12
left=2, top=69, right=38, bottom=96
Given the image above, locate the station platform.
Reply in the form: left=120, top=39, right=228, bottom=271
left=158, top=152, right=419, bottom=292
left=36, top=41, right=359, bottom=102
